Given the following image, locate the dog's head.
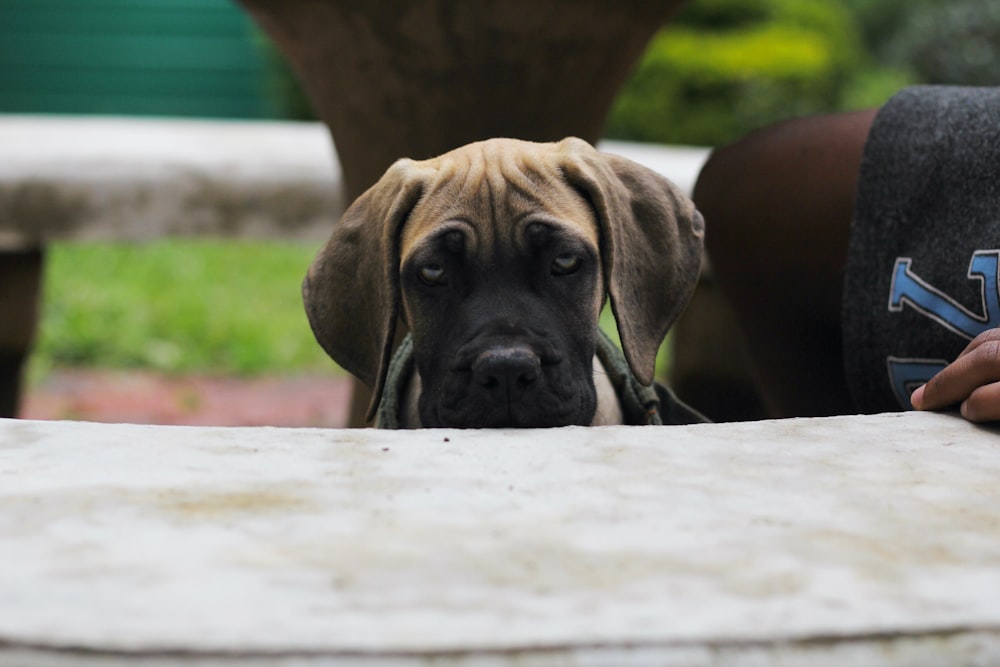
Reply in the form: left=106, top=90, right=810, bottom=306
left=303, top=137, right=704, bottom=427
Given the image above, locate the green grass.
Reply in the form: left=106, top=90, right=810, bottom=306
left=32, top=240, right=344, bottom=377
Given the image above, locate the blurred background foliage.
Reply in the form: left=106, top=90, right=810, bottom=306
left=606, top=0, right=1000, bottom=146
left=608, top=0, right=868, bottom=145
left=879, top=0, right=1000, bottom=86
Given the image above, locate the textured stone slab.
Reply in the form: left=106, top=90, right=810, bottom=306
left=1, top=413, right=999, bottom=665
left=0, top=116, right=344, bottom=248
left=0, top=115, right=708, bottom=249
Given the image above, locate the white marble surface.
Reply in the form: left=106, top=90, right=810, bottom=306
left=0, top=114, right=709, bottom=249
left=1, top=413, right=999, bottom=665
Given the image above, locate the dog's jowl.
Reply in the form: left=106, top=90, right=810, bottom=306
left=303, top=137, right=705, bottom=428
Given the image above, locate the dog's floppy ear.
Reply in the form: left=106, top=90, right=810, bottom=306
left=557, top=137, right=705, bottom=386
left=302, top=159, right=432, bottom=421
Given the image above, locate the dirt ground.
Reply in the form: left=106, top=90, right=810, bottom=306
left=21, top=369, right=351, bottom=428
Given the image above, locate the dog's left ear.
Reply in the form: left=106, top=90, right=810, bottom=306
left=557, top=137, right=705, bottom=386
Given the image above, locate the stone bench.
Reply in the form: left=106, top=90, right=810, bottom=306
left=0, top=115, right=345, bottom=248
left=2, top=412, right=998, bottom=664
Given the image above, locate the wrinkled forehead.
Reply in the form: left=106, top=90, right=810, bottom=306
left=399, top=142, right=599, bottom=260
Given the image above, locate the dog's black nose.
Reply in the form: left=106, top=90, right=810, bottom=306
left=472, top=346, right=540, bottom=392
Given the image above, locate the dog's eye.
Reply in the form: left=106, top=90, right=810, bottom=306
left=552, top=254, right=582, bottom=276
left=418, top=264, right=447, bottom=285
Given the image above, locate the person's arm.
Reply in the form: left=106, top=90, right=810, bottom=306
left=910, top=328, right=1000, bottom=422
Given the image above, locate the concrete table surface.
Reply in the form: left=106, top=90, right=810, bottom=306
left=0, top=114, right=709, bottom=249
left=1, top=413, right=999, bottom=665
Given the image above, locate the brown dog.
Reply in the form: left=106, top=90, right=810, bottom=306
left=303, top=137, right=705, bottom=428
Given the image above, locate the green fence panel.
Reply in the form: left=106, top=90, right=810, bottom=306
left=0, top=0, right=279, bottom=118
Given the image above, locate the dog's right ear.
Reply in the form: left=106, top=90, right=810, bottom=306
left=302, top=159, right=431, bottom=421
left=556, top=137, right=704, bottom=387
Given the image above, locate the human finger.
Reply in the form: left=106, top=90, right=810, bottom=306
left=911, top=336, right=1000, bottom=410
left=955, top=327, right=1000, bottom=360
left=960, top=381, right=1000, bottom=422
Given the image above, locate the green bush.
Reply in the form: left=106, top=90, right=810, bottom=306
left=843, top=0, right=1000, bottom=87
left=885, top=0, right=1000, bottom=86
left=606, top=0, right=865, bottom=146
left=843, top=0, right=930, bottom=58
left=674, top=0, right=774, bottom=29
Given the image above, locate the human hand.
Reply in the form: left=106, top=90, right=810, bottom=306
left=910, top=328, right=1000, bottom=422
